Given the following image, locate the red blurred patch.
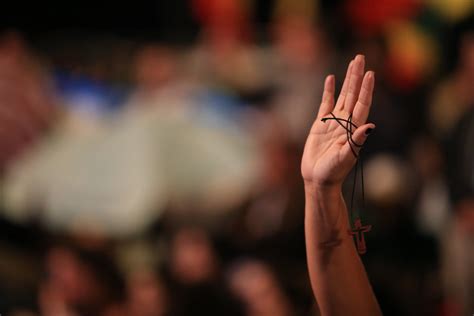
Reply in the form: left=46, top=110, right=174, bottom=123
left=345, top=0, right=422, bottom=37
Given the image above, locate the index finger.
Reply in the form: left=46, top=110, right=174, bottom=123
left=334, top=59, right=353, bottom=110
left=317, top=75, right=335, bottom=118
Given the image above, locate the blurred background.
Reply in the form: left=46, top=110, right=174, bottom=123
left=0, top=0, right=473, bottom=315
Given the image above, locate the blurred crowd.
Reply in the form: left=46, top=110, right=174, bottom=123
left=0, top=0, right=473, bottom=315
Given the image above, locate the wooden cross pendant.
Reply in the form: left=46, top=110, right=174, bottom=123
left=349, top=218, right=372, bottom=254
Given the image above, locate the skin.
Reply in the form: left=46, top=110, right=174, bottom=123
left=301, top=55, right=382, bottom=315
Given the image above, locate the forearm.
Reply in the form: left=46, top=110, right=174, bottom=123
left=304, top=183, right=381, bottom=316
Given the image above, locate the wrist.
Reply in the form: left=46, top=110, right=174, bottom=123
left=304, top=181, right=349, bottom=233
left=304, top=181, right=342, bottom=198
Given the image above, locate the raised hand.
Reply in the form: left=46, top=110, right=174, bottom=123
left=301, top=55, right=375, bottom=187
left=302, top=55, right=382, bottom=316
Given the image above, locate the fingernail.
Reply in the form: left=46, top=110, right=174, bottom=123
left=369, top=71, right=375, bottom=79
left=365, top=128, right=373, bottom=135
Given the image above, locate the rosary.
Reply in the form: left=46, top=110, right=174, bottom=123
left=321, top=112, right=372, bottom=255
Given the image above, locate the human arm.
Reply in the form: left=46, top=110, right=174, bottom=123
left=301, top=55, right=382, bottom=315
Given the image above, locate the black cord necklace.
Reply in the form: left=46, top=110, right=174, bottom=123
left=321, top=112, right=372, bottom=254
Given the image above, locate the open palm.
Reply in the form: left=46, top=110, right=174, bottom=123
left=302, top=55, right=375, bottom=187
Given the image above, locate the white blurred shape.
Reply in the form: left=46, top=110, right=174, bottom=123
left=1, top=94, right=261, bottom=235
left=364, top=154, right=410, bottom=206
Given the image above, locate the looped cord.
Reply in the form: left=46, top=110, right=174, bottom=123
left=321, top=112, right=362, bottom=157
left=321, top=112, right=365, bottom=221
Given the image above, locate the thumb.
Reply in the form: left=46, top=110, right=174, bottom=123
left=352, top=123, right=375, bottom=150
